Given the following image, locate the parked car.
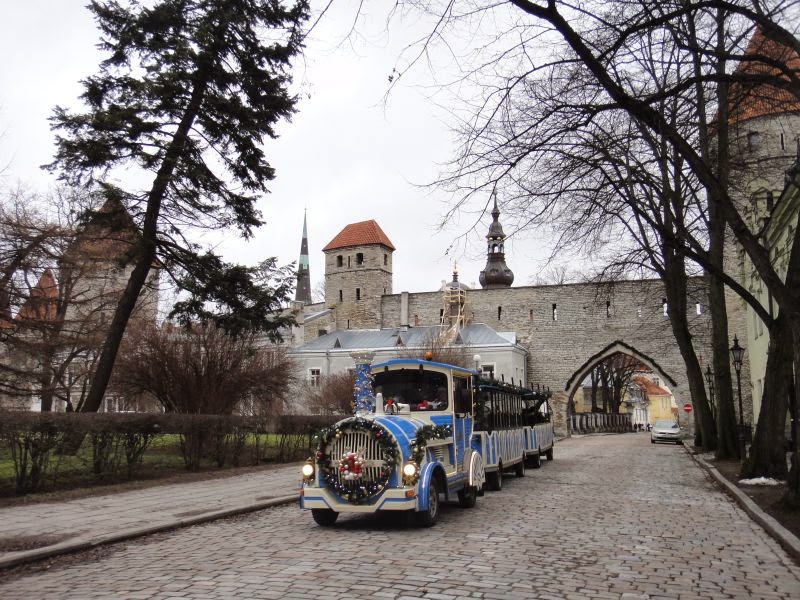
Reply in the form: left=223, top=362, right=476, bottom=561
left=650, top=420, right=682, bottom=445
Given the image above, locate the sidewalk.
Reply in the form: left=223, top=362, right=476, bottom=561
left=0, top=464, right=302, bottom=570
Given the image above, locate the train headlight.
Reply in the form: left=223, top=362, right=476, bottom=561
left=402, top=462, right=418, bottom=478
left=301, top=462, right=315, bottom=478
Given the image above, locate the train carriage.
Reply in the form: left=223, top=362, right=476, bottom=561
left=473, top=381, right=554, bottom=489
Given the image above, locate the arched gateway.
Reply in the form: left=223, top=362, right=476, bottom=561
left=372, top=277, right=715, bottom=438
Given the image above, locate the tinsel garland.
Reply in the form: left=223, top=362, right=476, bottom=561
left=314, top=417, right=398, bottom=504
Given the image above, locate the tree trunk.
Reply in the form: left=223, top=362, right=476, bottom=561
left=80, top=72, right=211, bottom=413
left=783, top=314, right=800, bottom=507
left=708, top=272, right=740, bottom=459
left=742, top=314, right=791, bottom=478
left=662, top=255, right=715, bottom=451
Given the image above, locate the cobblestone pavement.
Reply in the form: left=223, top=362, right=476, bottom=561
left=1, top=433, right=799, bottom=599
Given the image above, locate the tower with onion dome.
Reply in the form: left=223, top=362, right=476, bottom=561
left=479, top=193, right=515, bottom=289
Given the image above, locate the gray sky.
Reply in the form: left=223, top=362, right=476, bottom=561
left=0, top=1, right=552, bottom=298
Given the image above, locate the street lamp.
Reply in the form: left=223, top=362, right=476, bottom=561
left=730, top=335, right=747, bottom=458
left=473, top=354, right=482, bottom=375
left=704, top=364, right=715, bottom=415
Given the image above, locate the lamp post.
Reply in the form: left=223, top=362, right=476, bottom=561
left=473, top=354, right=481, bottom=375
left=704, top=364, right=715, bottom=417
left=730, top=335, right=746, bottom=458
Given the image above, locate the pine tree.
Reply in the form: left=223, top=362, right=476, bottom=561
left=49, top=0, right=310, bottom=412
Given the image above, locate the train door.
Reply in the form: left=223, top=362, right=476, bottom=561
left=453, top=375, right=473, bottom=471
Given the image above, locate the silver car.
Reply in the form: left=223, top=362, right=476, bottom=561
left=650, top=420, right=682, bottom=444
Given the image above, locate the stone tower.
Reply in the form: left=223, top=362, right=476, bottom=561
left=724, top=27, right=800, bottom=423
left=479, top=193, right=515, bottom=289
left=322, top=220, right=394, bottom=330
left=294, top=210, right=312, bottom=304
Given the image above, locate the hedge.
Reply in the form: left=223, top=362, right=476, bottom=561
left=0, top=411, right=335, bottom=495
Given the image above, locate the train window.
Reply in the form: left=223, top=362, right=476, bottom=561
left=373, top=369, right=449, bottom=411
left=454, top=376, right=470, bottom=414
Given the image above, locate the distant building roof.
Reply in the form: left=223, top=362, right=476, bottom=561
left=633, top=376, right=670, bottom=397
left=291, top=323, right=516, bottom=353
left=322, top=220, right=395, bottom=252
left=15, top=268, right=59, bottom=323
left=728, top=27, right=800, bottom=124
left=65, top=195, right=139, bottom=262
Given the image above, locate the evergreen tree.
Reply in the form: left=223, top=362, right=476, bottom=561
left=49, top=0, right=310, bottom=412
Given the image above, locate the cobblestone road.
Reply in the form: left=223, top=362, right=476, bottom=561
left=1, top=434, right=798, bottom=599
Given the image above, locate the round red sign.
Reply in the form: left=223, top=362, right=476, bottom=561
left=683, top=403, right=693, bottom=413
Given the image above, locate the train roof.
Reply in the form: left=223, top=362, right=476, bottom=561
left=371, top=358, right=475, bottom=376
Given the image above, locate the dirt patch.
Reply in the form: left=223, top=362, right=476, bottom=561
left=710, top=458, right=800, bottom=540
left=0, top=533, right=74, bottom=553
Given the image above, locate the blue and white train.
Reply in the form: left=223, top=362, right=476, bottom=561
left=300, top=357, right=554, bottom=527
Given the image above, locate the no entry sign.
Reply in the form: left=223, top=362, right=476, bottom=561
left=683, top=403, right=693, bottom=413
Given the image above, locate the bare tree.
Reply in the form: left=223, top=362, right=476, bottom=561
left=0, top=188, right=116, bottom=411
left=387, top=0, right=800, bottom=493
left=113, top=324, right=295, bottom=415
left=395, top=328, right=472, bottom=368
left=303, top=371, right=356, bottom=416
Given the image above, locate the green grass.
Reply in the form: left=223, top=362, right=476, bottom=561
left=0, top=432, right=311, bottom=499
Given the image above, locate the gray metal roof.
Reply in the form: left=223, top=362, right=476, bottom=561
left=292, top=323, right=516, bottom=353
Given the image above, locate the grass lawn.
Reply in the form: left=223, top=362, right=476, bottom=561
left=0, top=432, right=310, bottom=500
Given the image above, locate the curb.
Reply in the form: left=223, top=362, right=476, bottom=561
left=0, top=493, right=298, bottom=570
left=686, top=449, right=800, bottom=563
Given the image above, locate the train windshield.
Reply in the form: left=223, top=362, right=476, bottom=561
left=373, top=369, right=449, bottom=411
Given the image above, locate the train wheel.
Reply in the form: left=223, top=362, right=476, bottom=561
left=486, top=467, right=503, bottom=491
left=528, top=452, right=541, bottom=469
left=311, top=509, right=338, bottom=526
left=514, top=459, right=525, bottom=478
left=458, top=485, right=477, bottom=508
left=545, top=447, right=554, bottom=461
left=415, top=477, right=441, bottom=527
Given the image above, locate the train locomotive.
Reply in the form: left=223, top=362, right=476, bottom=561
left=300, top=356, right=553, bottom=527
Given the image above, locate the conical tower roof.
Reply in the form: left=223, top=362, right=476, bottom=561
left=728, top=26, right=800, bottom=125
left=15, top=268, right=59, bottom=323
left=295, top=210, right=312, bottom=304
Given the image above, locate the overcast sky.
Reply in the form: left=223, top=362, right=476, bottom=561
left=0, top=1, right=554, bottom=298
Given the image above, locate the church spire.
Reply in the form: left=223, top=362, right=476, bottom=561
left=295, top=210, right=312, bottom=304
left=479, top=192, right=514, bottom=289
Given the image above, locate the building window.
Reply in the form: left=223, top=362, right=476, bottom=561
left=696, top=303, right=704, bottom=315
left=780, top=133, right=785, bottom=151
left=747, top=131, right=761, bottom=151
left=309, top=368, right=321, bottom=387
left=356, top=288, right=361, bottom=300
left=529, top=309, right=533, bottom=321
left=347, top=256, right=351, bottom=267
left=662, top=298, right=668, bottom=317
left=356, top=252, right=364, bottom=265
left=339, top=289, right=343, bottom=302
left=480, top=364, right=495, bottom=380
left=552, top=303, right=557, bottom=321
left=384, top=253, right=388, bottom=265
left=606, top=300, right=612, bottom=318
left=336, top=255, right=343, bottom=267
left=497, top=306, right=502, bottom=320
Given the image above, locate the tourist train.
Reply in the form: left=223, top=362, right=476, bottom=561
left=299, top=356, right=554, bottom=526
